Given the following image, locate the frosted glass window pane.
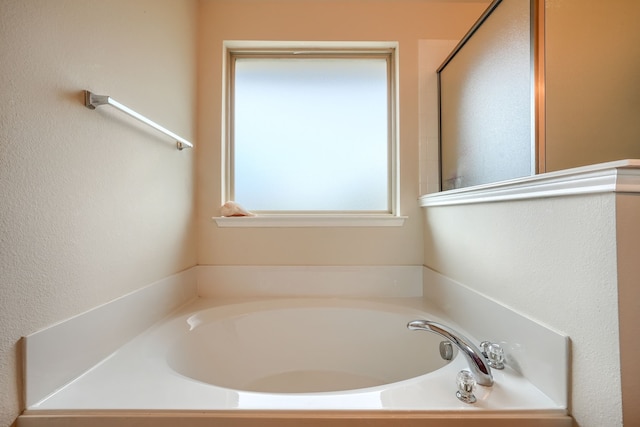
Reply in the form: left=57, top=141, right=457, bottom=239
left=233, top=57, right=389, bottom=212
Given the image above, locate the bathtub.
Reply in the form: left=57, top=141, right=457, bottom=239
left=25, top=297, right=566, bottom=419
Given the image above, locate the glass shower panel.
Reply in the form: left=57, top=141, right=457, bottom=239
left=439, top=0, right=533, bottom=190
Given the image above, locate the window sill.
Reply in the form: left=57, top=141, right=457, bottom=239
left=213, top=214, right=407, bottom=228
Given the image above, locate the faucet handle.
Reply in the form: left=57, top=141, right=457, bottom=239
left=480, top=341, right=505, bottom=369
left=455, top=370, right=477, bottom=403
left=439, top=340, right=454, bottom=360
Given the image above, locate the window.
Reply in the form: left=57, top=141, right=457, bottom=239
left=222, top=42, right=400, bottom=225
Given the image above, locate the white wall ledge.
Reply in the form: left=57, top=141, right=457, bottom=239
left=214, top=214, right=407, bottom=228
left=419, top=159, right=640, bottom=207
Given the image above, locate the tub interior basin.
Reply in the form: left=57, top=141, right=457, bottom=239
left=166, top=300, right=455, bottom=393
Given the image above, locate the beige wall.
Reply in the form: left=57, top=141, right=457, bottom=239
left=616, top=194, right=640, bottom=426
left=544, top=0, right=640, bottom=171
left=0, top=1, right=197, bottom=425
left=196, top=0, right=488, bottom=266
left=422, top=194, right=622, bottom=426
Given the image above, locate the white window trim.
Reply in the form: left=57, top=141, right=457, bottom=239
left=216, top=41, right=403, bottom=228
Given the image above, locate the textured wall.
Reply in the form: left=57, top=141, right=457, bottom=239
left=196, top=0, right=489, bottom=266
left=0, top=1, right=197, bottom=425
left=422, top=194, right=622, bottom=426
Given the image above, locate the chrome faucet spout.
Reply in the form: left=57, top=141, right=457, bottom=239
left=407, top=319, right=493, bottom=387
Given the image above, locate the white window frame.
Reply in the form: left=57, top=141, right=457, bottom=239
left=216, top=41, right=404, bottom=227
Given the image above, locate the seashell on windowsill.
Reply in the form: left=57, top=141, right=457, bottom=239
left=220, top=201, right=255, bottom=217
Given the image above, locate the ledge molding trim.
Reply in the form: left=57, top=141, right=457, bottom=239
left=420, top=160, right=640, bottom=207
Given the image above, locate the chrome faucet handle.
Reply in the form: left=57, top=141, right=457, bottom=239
left=480, top=341, right=505, bottom=370
left=456, top=370, right=477, bottom=403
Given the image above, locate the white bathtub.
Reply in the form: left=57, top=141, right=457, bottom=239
left=167, top=298, right=453, bottom=394
left=27, top=297, right=565, bottom=413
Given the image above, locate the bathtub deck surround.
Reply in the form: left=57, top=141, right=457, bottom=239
left=22, top=268, right=198, bottom=408
left=22, top=297, right=564, bottom=413
left=20, top=265, right=570, bottom=426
